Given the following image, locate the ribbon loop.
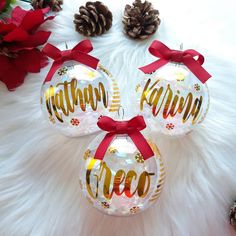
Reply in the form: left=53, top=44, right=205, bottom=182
left=94, top=116, right=154, bottom=161
left=43, top=43, right=62, bottom=60
left=43, top=39, right=99, bottom=83
left=139, top=40, right=212, bottom=84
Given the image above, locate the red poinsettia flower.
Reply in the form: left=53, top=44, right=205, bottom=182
left=0, top=6, right=54, bottom=90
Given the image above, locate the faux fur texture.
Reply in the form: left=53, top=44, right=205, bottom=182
left=0, top=0, right=236, bottom=235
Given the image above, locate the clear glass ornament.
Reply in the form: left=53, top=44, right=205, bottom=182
left=79, top=133, right=165, bottom=216
left=135, top=63, right=210, bottom=136
left=40, top=62, right=120, bottom=137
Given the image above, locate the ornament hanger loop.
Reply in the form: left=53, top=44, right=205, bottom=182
left=117, top=106, right=125, bottom=120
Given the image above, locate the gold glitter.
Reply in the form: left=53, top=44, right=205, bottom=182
left=108, top=146, right=117, bottom=154
left=85, top=69, right=96, bottom=78
left=135, top=153, right=144, bottom=163
left=175, top=71, right=185, bottom=81
left=49, top=115, right=55, bottom=124
left=135, top=84, right=141, bottom=92
left=84, top=150, right=91, bottom=160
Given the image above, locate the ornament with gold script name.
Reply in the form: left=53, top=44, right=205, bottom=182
left=136, top=63, right=209, bottom=136
left=79, top=133, right=165, bottom=216
left=41, top=62, right=121, bottom=137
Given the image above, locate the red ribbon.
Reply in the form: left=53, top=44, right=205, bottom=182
left=139, top=40, right=212, bottom=84
left=94, top=116, right=154, bottom=161
left=42, top=39, right=99, bottom=83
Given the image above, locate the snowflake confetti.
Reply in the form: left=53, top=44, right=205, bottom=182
left=135, top=153, right=144, bottom=163
left=84, top=150, right=91, bottom=160
left=101, top=202, right=110, bottom=209
left=57, top=67, right=68, bottom=76
left=108, top=146, right=117, bottom=154
left=166, top=123, right=174, bottom=130
left=70, top=118, right=80, bottom=126
left=130, top=206, right=140, bottom=214
left=194, top=83, right=201, bottom=91
left=49, top=115, right=55, bottom=124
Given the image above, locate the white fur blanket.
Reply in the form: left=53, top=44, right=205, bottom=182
left=0, top=0, right=236, bottom=235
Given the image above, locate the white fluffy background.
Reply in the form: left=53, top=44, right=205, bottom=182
left=0, top=0, right=236, bottom=235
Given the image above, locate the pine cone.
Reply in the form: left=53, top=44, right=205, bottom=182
left=229, top=201, right=236, bottom=229
left=74, top=1, right=112, bottom=37
left=31, top=0, right=63, bottom=12
left=123, top=0, right=160, bottom=40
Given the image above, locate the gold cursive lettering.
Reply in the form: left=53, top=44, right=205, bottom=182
left=44, top=78, right=109, bottom=122
left=86, top=160, right=155, bottom=200
left=140, top=79, right=203, bottom=124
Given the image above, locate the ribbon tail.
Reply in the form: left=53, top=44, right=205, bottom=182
left=184, top=58, right=212, bottom=84
left=42, top=43, right=62, bottom=60
left=94, top=133, right=115, bottom=160
left=129, top=131, right=154, bottom=160
left=44, top=60, right=61, bottom=83
left=139, top=59, right=169, bottom=74
left=73, top=51, right=99, bottom=70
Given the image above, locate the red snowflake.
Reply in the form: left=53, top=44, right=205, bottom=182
left=70, top=118, right=80, bottom=126
left=166, top=123, right=174, bottom=130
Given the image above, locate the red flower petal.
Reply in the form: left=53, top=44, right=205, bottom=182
left=0, top=55, right=12, bottom=75
left=0, top=22, right=16, bottom=35
left=0, top=6, right=54, bottom=91
left=20, top=9, right=44, bottom=31
left=0, top=49, right=49, bottom=90
left=0, top=58, right=27, bottom=91
left=1, top=69, right=27, bottom=91
left=7, top=6, right=28, bottom=26
left=7, top=31, right=51, bottom=51
left=7, top=7, right=52, bottom=32
left=3, top=27, right=29, bottom=42
left=15, top=49, right=46, bottom=73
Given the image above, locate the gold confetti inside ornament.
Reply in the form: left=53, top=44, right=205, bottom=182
left=79, top=133, right=165, bottom=216
left=83, top=150, right=91, bottom=160
left=41, top=42, right=120, bottom=137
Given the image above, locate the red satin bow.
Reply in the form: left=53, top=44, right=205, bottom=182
left=139, top=40, right=212, bottom=83
left=94, top=116, right=154, bottom=161
left=42, top=39, right=99, bottom=83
